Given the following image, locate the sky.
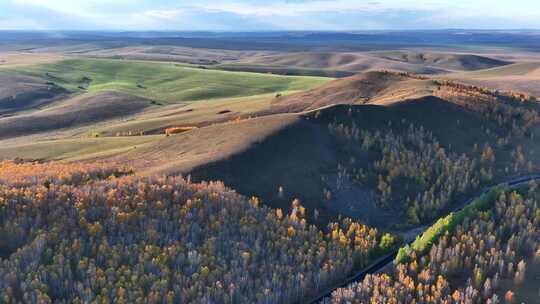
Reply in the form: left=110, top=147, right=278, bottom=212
left=1, top=0, right=540, bottom=31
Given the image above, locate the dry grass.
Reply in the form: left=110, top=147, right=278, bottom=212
left=232, top=51, right=510, bottom=75
left=0, top=74, right=70, bottom=116
left=0, top=135, right=161, bottom=161
left=93, top=92, right=277, bottom=136
left=266, top=71, right=435, bottom=113
left=0, top=52, right=63, bottom=67
left=109, top=114, right=300, bottom=175
left=79, top=45, right=263, bottom=65
left=267, top=69, right=540, bottom=116
left=0, top=91, right=154, bottom=139
left=445, top=61, right=540, bottom=97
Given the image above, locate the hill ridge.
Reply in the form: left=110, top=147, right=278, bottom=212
left=266, top=70, right=539, bottom=114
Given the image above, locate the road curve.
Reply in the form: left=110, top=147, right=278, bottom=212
left=307, top=173, right=540, bottom=304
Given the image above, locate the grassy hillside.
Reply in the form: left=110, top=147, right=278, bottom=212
left=0, top=74, right=70, bottom=116
left=0, top=91, right=154, bottom=139
left=0, top=52, right=63, bottom=67
left=75, top=48, right=511, bottom=77
left=111, top=114, right=303, bottom=175
left=445, top=62, right=540, bottom=96
left=100, top=97, right=519, bottom=227
left=372, top=51, right=510, bottom=71
left=79, top=45, right=256, bottom=65
left=267, top=71, right=433, bottom=113
left=93, top=93, right=276, bottom=136
left=2, top=71, right=538, bottom=231
left=0, top=136, right=160, bottom=161
left=227, top=51, right=510, bottom=77
left=108, top=84, right=538, bottom=229
left=266, top=70, right=540, bottom=115
left=2, top=58, right=331, bottom=104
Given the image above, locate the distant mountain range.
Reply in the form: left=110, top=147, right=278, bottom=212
left=1, top=30, right=540, bottom=52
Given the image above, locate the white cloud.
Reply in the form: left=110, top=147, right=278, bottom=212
left=0, top=16, right=44, bottom=30
left=11, top=0, right=103, bottom=19
left=122, top=9, right=186, bottom=30
left=2, top=0, right=540, bottom=30
left=7, top=0, right=185, bottom=30
left=141, top=9, right=184, bottom=20
left=193, top=0, right=445, bottom=16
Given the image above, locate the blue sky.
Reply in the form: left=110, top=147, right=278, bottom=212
left=1, top=0, right=539, bottom=31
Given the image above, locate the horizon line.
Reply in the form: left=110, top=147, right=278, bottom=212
left=1, top=29, right=540, bottom=33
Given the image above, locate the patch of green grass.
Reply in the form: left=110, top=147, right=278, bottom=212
left=215, top=63, right=354, bottom=78
left=3, top=58, right=331, bottom=104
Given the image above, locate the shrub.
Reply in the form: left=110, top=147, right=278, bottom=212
left=165, top=126, right=197, bottom=136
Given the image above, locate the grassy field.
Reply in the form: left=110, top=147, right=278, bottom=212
left=1, top=58, right=331, bottom=104
left=0, top=135, right=160, bottom=161
left=0, top=91, right=156, bottom=139
left=0, top=58, right=331, bottom=159
left=94, top=93, right=276, bottom=136
left=0, top=52, right=63, bottom=67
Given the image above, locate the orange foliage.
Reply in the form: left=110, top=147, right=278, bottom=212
left=0, top=160, right=130, bottom=187
left=0, top=160, right=388, bottom=304
left=504, top=290, right=515, bottom=303
left=164, top=126, right=197, bottom=136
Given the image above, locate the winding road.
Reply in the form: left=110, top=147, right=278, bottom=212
left=307, top=173, right=540, bottom=304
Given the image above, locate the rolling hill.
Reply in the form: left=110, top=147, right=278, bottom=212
left=0, top=52, right=63, bottom=67
left=1, top=68, right=538, bottom=231
left=65, top=47, right=513, bottom=78
left=79, top=45, right=263, bottom=65
left=0, top=57, right=331, bottom=144
left=0, top=91, right=154, bottom=139
left=267, top=70, right=540, bottom=114
left=100, top=71, right=540, bottom=230
left=225, top=51, right=511, bottom=77
left=2, top=58, right=331, bottom=104
left=266, top=71, right=433, bottom=112
left=445, top=61, right=540, bottom=96
left=0, top=74, right=70, bottom=116
left=371, top=51, right=510, bottom=71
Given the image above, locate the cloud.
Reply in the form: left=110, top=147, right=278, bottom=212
left=141, top=9, right=184, bottom=20
left=11, top=0, right=102, bottom=19
left=1, top=0, right=539, bottom=30
left=191, top=0, right=439, bottom=17
left=0, top=17, right=43, bottom=30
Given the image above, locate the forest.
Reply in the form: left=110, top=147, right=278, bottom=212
left=330, top=184, right=540, bottom=303
left=0, top=160, right=397, bottom=304
left=329, top=122, right=487, bottom=223
left=325, top=96, right=537, bottom=225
